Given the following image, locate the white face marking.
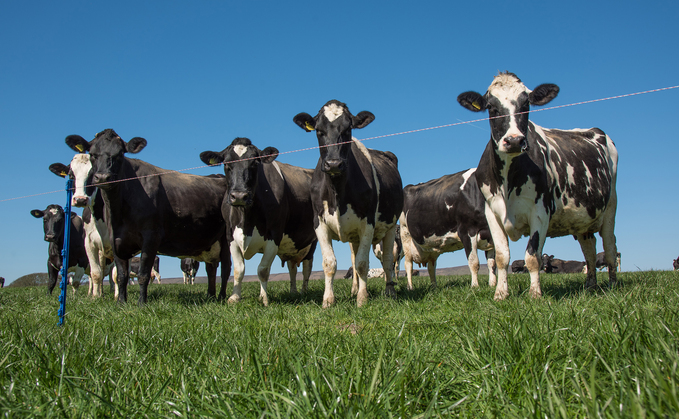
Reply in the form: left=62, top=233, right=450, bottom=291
left=233, top=145, right=248, bottom=157
left=487, top=74, right=530, bottom=143
left=323, top=103, right=344, bottom=122
left=459, top=168, right=477, bottom=191
left=49, top=208, right=59, bottom=215
left=70, top=154, right=94, bottom=205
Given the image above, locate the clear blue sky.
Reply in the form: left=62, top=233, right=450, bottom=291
left=1, top=1, right=677, bottom=285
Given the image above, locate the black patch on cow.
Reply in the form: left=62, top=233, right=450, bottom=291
left=527, top=231, right=540, bottom=256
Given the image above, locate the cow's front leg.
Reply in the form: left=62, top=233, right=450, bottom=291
left=525, top=216, right=548, bottom=298
left=115, top=257, right=130, bottom=303
left=485, top=204, right=510, bottom=300
left=315, top=223, right=337, bottom=308
left=257, top=242, right=278, bottom=307
left=404, top=252, right=415, bottom=291
left=229, top=242, right=246, bottom=304
left=137, top=252, right=157, bottom=305
left=465, top=234, right=480, bottom=288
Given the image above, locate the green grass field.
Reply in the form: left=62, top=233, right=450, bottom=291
left=1, top=271, right=678, bottom=418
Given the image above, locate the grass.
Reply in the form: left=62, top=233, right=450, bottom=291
left=1, top=271, right=678, bottom=418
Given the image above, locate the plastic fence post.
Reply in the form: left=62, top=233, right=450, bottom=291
left=58, top=178, right=74, bottom=327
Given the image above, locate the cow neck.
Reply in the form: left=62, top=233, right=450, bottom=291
left=96, top=157, right=148, bottom=234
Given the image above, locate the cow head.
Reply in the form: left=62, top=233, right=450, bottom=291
left=64, top=129, right=147, bottom=190
left=458, top=72, right=559, bottom=156
left=293, top=100, right=375, bottom=176
left=49, top=153, right=97, bottom=207
left=199, top=137, right=278, bottom=207
left=30, top=204, right=66, bottom=243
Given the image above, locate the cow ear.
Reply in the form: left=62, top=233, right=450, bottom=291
left=49, top=163, right=70, bottom=178
left=457, top=91, right=487, bottom=112
left=200, top=151, right=224, bottom=166
left=30, top=209, right=44, bottom=218
left=126, top=137, right=147, bottom=154
left=65, top=135, right=90, bottom=153
left=293, top=113, right=316, bottom=132
left=352, top=111, right=375, bottom=129
left=260, top=147, right=279, bottom=164
left=529, top=83, right=559, bottom=106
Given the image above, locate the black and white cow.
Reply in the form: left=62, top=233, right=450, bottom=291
left=674, top=257, right=679, bottom=271
left=65, top=129, right=231, bottom=304
left=595, top=251, right=621, bottom=272
left=200, top=137, right=317, bottom=305
left=372, top=224, right=404, bottom=278
left=50, top=158, right=115, bottom=298
left=293, top=100, right=404, bottom=307
left=458, top=72, right=618, bottom=300
left=400, top=168, right=496, bottom=290
left=121, top=256, right=161, bottom=285
left=542, top=255, right=587, bottom=274
left=511, top=260, right=527, bottom=273
left=30, top=204, right=89, bottom=295
left=181, top=258, right=200, bottom=285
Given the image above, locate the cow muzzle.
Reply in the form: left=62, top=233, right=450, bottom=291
left=501, top=136, right=529, bottom=154
left=93, top=173, right=113, bottom=186
left=229, top=190, right=251, bottom=206
left=323, top=159, right=344, bottom=176
left=72, top=196, right=90, bottom=207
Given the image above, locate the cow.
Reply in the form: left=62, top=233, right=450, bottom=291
left=511, top=260, right=527, bottom=273
left=50, top=158, right=116, bottom=298
left=118, top=256, right=161, bottom=285
left=542, top=254, right=587, bottom=274
left=181, top=258, right=200, bottom=285
left=595, top=251, right=621, bottom=272
left=457, top=72, right=619, bottom=300
left=0, top=277, right=4, bottom=288
left=293, top=100, right=404, bottom=307
left=372, top=224, right=404, bottom=277
left=30, top=204, right=89, bottom=296
left=399, top=168, right=496, bottom=291
left=200, top=137, right=317, bottom=306
left=674, top=257, right=679, bottom=271
left=279, top=240, right=317, bottom=296
left=64, top=129, right=231, bottom=304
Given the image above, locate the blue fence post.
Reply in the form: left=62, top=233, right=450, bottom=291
left=58, top=177, right=74, bottom=327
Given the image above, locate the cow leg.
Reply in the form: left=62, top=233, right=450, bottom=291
left=380, top=226, right=397, bottom=298
left=287, top=262, right=299, bottom=294
left=315, top=223, right=337, bottom=308
left=302, top=258, right=311, bottom=293
left=577, top=234, right=598, bottom=289
left=486, top=250, right=497, bottom=287
left=47, top=261, right=59, bottom=295
left=183, top=272, right=189, bottom=285
left=485, top=204, right=510, bottom=300
left=114, top=257, right=130, bottom=303
left=524, top=226, right=547, bottom=299
left=465, top=235, right=480, bottom=288
left=349, top=242, right=358, bottom=297
left=201, top=262, right=216, bottom=299
left=70, top=266, right=85, bottom=296
left=600, top=201, right=619, bottom=287
left=257, top=242, right=278, bottom=307
left=137, top=252, right=157, bottom=305
left=427, top=258, right=438, bottom=288
left=88, top=247, right=106, bottom=298
left=152, top=268, right=161, bottom=284
left=229, top=242, right=246, bottom=304
left=404, top=250, right=415, bottom=291
left=354, top=225, right=375, bottom=307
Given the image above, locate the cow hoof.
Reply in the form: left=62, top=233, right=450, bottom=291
left=489, top=279, right=497, bottom=288
left=322, top=297, right=335, bottom=308
left=385, top=286, right=397, bottom=298
left=529, top=288, right=542, bottom=298
left=227, top=295, right=241, bottom=304
left=260, top=295, right=269, bottom=307
left=493, top=289, right=509, bottom=301
left=584, top=279, right=598, bottom=290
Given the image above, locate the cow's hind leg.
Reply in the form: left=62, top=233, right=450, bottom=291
left=486, top=250, right=497, bottom=287
left=600, top=200, right=619, bottom=288
left=302, top=258, right=312, bottom=293
left=354, top=225, right=375, bottom=307
left=577, top=233, right=598, bottom=289
left=465, top=234, right=480, bottom=288
left=379, top=226, right=397, bottom=298
left=349, top=242, right=358, bottom=297
left=257, top=242, right=278, bottom=307
left=287, top=261, right=299, bottom=294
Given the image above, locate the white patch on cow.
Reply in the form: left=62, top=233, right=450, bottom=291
left=278, top=234, right=311, bottom=265
left=323, top=103, right=344, bottom=122
left=566, top=164, right=576, bottom=186
left=70, top=154, right=93, bottom=205
left=353, top=138, right=381, bottom=197
left=176, top=240, right=222, bottom=263
left=233, top=145, right=248, bottom=157
left=49, top=208, right=59, bottom=216
left=459, top=168, right=477, bottom=191
left=271, top=161, right=284, bottom=180
left=487, top=74, right=529, bottom=143
left=320, top=201, right=368, bottom=243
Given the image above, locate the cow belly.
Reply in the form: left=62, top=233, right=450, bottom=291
left=548, top=206, right=605, bottom=237
left=277, top=235, right=312, bottom=264
left=420, top=231, right=464, bottom=254
left=175, top=240, right=222, bottom=263
left=233, top=226, right=268, bottom=260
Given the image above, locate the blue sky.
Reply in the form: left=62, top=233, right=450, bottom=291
left=1, top=1, right=677, bottom=285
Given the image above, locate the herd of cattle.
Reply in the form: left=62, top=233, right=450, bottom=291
left=25, top=72, right=627, bottom=307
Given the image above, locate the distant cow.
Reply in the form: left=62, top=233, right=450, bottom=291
left=119, top=256, right=161, bottom=285
left=200, top=137, right=317, bottom=305
left=31, top=205, right=89, bottom=295
left=458, top=72, right=618, bottom=300
left=0, top=277, right=4, bottom=288
left=542, top=255, right=587, bottom=274
left=511, top=260, right=527, bottom=273
left=400, top=168, right=496, bottom=291
left=181, top=258, right=200, bottom=285
left=65, top=129, right=231, bottom=304
left=294, top=100, right=404, bottom=307
left=673, top=257, right=679, bottom=271
left=596, top=251, right=621, bottom=272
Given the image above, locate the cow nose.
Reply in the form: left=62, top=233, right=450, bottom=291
left=72, top=196, right=89, bottom=207
left=93, top=173, right=110, bottom=184
left=45, top=234, right=56, bottom=241
left=503, top=136, right=528, bottom=153
left=230, top=191, right=250, bottom=205
left=324, top=159, right=344, bottom=174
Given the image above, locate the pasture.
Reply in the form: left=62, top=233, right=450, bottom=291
left=1, top=271, right=678, bottom=418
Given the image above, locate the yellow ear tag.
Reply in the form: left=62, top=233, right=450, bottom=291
left=305, top=122, right=315, bottom=131
left=75, top=144, right=84, bottom=152
left=472, top=101, right=481, bottom=110
left=209, top=158, right=218, bottom=165
left=60, top=171, right=67, bottom=177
